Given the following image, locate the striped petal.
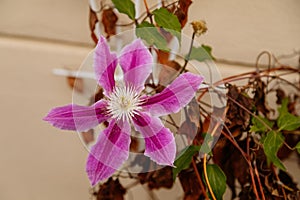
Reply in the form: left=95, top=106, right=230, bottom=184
left=119, top=39, right=153, bottom=93
left=133, top=112, right=176, bottom=166
left=86, top=119, right=131, bottom=186
left=43, top=100, right=109, bottom=132
left=141, top=72, right=204, bottom=116
left=94, top=36, right=118, bottom=96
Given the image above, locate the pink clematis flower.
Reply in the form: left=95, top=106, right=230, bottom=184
left=43, top=36, right=204, bottom=186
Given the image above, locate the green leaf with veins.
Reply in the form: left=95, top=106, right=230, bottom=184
left=188, top=45, right=214, bottom=62
left=205, top=164, right=227, bottom=200
left=250, top=115, right=274, bottom=133
left=263, top=130, right=286, bottom=171
left=112, top=0, right=135, bottom=20
left=136, top=22, right=169, bottom=51
left=152, top=8, right=181, bottom=42
left=277, top=98, right=300, bottom=131
left=173, top=145, right=200, bottom=180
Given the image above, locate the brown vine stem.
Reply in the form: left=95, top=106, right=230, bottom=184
left=192, top=158, right=209, bottom=200
left=213, top=66, right=298, bottom=87
left=269, top=75, right=300, bottom=91
left=143, top=0, right=153, bottom=24
left=254, top=163, right=266, bottom=200
left=197, top=66, right=299, bottom=104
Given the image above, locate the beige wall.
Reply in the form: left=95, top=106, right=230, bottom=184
left=0, top=0, right=299, bottom=200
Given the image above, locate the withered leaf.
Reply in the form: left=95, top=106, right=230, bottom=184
left=101, top=8, right=118, bottom=39
left=179, top=164, right=204, bottom=200
left=138, top=167, right=174, bottom=190
left=226, top=84, right=253, bottom=130
left=253, top=79, right=270, bottom=115
left=213, top=139, right=249, bottom=199
left=175, top=0, right=193, bottom=28
left=89, top=87, right=104, bottom=105
left=96, top=178, right=126, bottom=200
left=89, top=7, right=99, bottom=44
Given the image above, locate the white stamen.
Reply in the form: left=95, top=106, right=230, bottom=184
left=107, top=85, right=142, bottom=121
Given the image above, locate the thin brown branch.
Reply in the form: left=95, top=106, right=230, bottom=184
left=192, top=159, right=209, bottom=200
left=254, top=163, right=266, bottom=200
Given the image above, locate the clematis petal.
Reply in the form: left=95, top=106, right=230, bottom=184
left=141, top=72, right=204, bottom=116
left=86, top=119, right=131, bottom=186
left=133, top=112, right=176, bottom=166
left=94, top=36, right=118, bottom=96
left=43, top=100, right=109, bottom=132
left=119, top=39, right=153, bottom=93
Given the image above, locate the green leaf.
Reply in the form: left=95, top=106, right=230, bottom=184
left=136, top=22, right=169, bottom=51
left=188, top=45, right=214, bottom=62
left=278, top=98, right=289, bottom=113
left=263, top=131, right=286, bottom=171
left=152, top=8, right=181, bottom=42
left=250, top=115, right=274, bottom=133
left=205, top=164, right=227, bottom=200
left=153, top=8, right=181, bottom=32
left=201, top=45, right=213, bottom=57
left=112, top=0, right=135, bottom=20
left=173, top=145, right=200, bottom=180
left=200, top=133, right=214, bottom=154
left=296, top=142, right=300, bottom=154
left=277, top=98, right=300, bottom=131
left=277, top=113, right=300, bottom=131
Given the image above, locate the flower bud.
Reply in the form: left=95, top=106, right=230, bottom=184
left=191, top=20, right=207, bottom=36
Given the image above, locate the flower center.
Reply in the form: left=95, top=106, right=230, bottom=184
left=107, top=85, right=142, bottom=121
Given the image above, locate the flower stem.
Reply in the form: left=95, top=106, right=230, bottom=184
left=180, top=31, right=196, bottom=74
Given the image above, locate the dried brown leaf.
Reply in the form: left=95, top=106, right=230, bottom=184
left=89, top=7, right=99, bottom=44
left=226, top=85, right=253, bottom=130
left=179, top=165, right=204, bottom=200
left=175, top=0, right=193, bottom=28
left=96, top=178, right=126, bottom=200
left=138, top=166, right=174, bottom=190
left=253, top=79, right=270, bottom=114
left=101, top=8, right=118, bottom=39
left=89, top=87, right=104, bottom=105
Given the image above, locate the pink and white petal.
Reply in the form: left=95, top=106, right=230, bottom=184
left=94, top=36, right=118, bottom=96
left=141, top=72, right=204, bottom=116
left=43, top=100, right=109, bottom=132
left=119, top=39, right=153, bottom=93
left=86, top=119, right=131, bottom=186
left=133, top=112, right=176, bottom=166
